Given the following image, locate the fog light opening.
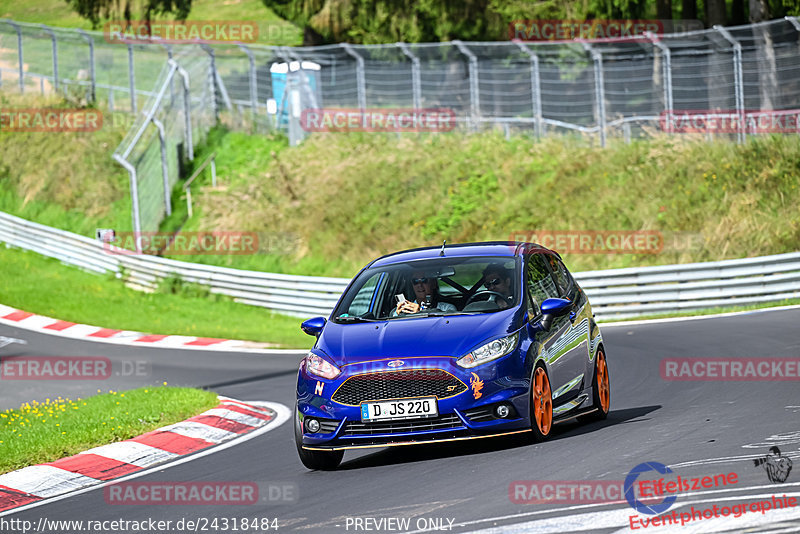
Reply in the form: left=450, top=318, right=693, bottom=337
left=306, top=418, right=320, bottom=433
left=495, top=404, right=511, bottom=418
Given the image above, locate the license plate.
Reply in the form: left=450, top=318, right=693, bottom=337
left=360, top=397, right=438, bottom=422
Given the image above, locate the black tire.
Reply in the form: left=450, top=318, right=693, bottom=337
left=578, top=347, right=611, bottom=423
left=294, top=407, right=343, bottom=470
left=529, top=363, right=553, bottom=443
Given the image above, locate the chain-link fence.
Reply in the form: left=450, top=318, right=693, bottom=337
left=2, top=17, right=800, bottom=237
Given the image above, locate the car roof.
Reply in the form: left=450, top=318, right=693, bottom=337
left=368, top=241, right=556, bottom=268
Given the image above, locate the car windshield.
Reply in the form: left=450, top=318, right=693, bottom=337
left=332, top=256, right=520, bottom=322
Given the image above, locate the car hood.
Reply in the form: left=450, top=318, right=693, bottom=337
left=317, top=310, right=522, bottom=367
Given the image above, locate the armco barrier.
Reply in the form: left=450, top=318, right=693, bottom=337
left=1, top=212, right=799, bottom=320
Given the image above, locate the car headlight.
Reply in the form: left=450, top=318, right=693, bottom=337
left=304, top=352, right=341, bottom=379
left=456, top=332, right=519, bottom=368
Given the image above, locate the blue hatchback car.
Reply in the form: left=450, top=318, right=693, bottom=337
left=295, top=242, right=610, bottom=470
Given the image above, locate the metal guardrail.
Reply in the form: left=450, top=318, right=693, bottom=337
left=1, top=211, right=799, bottom=320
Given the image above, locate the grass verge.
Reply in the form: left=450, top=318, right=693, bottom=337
left=0, top=245, right=313, bottom=348
left=177, top=129, right=800, bottom=278
left=0, top=386, right=219, bottom=475
left=0, top=93, right=133, bottom=235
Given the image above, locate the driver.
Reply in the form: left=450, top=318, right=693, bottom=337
left=395, top=271, right=456, bottom=315
left=481, top=264, right=514, bottom=310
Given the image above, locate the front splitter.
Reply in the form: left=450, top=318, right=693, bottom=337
left=302, top=428, right=532, bottom=451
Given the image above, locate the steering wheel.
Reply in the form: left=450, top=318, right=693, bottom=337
left=465, top=290, right=507, bottom=306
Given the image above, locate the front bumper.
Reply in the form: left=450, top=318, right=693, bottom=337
left=296, top=354, right=531, bottom=450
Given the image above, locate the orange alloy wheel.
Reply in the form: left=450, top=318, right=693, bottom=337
left=596, top=350, right=610, bottom=413
left=532, top=367, right=552, bottom=435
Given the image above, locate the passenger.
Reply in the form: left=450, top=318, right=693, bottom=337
left=395, top=272, right=457, bottom=315
left=481, top=264, right=514, bottom=310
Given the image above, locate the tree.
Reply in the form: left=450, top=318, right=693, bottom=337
left=705, top=0, right=727, bottom=26
left=65, top=0, right=193, bottom=28
left=682, top=0, right=697, bottom=20
left=656, top=0, right=672, bottom=21
left=263, top=0, right=508, bottom=44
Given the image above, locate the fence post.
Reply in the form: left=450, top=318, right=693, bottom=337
left=514, top=41, right=542, bottom=138
left=714, top=25, right=745, bottom=144
left=151, top=118, right=172, bottom=216
left=453, top=41, right=480, bottom=132
left=200, top=45, right=219, bottom=122
left=113, top=154, right=142, bottom=254
left=1, top=20, right=25, bottom=93
left=342, top=43, right=366, bottom=111
left=237, top=44, right=257, bottom=111
left=283, top=47, right=320, bottom=111
left=171, top=59, right=194, bottom=161
left=582, top=43, right=606, bottom=148
left=161, top=44, right=175, bottom=105
left=397, top=43, right=421, bottom=110
left=127, top=43, right=137, bottom=113
left=646, top=32, right=673, bottom=133
left=76, top=29, right=96, bottom=103
left=39, top=25, right=58, bottom=91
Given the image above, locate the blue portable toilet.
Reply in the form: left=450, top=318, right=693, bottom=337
left=269, top=61, right=321, bottom=128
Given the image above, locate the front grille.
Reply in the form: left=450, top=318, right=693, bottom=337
left=332, top=369, right=467, bottom=405
left=343, top=414, right=463, bottom=436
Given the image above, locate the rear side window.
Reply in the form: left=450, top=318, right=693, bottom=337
left=526, top=254, right=558, bottom=315
left=545, top=255, right=572, bottom=296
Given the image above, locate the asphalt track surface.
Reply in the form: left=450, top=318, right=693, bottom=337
left=1, top=307, right=800, bottom=533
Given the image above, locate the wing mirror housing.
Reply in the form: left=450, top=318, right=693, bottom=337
left=539, top=298, right=572, bottom=331
left=301, top=316, right=326, bottom=337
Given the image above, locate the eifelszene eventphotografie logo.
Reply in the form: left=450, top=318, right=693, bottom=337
left=624, top=461, right=677, bottom=515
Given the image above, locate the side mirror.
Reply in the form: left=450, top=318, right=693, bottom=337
left=301, top=316, right=326, bottom=337
left=539, top=298, right=572, bottom=331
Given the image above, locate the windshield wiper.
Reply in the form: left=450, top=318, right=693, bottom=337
left=336, top=316, right=381, bottom=323
left=416, top=311, right=481, bottom=317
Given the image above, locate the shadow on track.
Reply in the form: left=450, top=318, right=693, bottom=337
left=337, top=405, right=661, bottom=471
left=201, top=369, right=298, bottom=389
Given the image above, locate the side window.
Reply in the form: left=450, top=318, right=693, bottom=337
left=545, top=255, right=571, bottom=296
left=343, top=272, right=383, bottom=316
left=526, top=254, right=558, bottom=315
